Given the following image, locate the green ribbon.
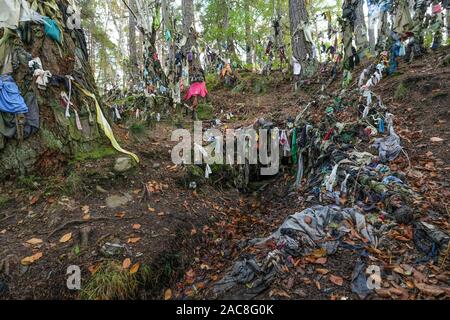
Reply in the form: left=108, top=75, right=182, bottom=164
left=292, top=128, right=298, bottom=164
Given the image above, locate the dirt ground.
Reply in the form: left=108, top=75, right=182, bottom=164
left=0, top=47, right=449, bottom=300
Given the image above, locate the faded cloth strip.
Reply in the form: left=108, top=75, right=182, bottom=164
left=75, top=83, right=139, bottom=163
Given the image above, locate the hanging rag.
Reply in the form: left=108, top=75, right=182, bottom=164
left=43, top=17, right=62, bottom=44
left=65, top=5, right=81, bottom=30
left=0, top=75, right=28, bottom=114
left=373, top=125, right=402, bottom=162
left=280, top=130, right=291, bottom=153
left=33, top=69, right=52, bottom=90
left=75, top=84, right=139, bottom=163
left=291, top=128, right=298, bottom=164
left=292, top=56, right=302, bottom=76
left=65, top=75, right=74, bottom=117
left=0, top=0, right=21, bottom=29
left=205, top=164, right=212, bottom=179
left=0, top=91, right=39, bottom=139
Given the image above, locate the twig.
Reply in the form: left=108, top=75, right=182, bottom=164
left=440, top=241, right=450, bottom=270
left=48, top=212, right=145, bottom=238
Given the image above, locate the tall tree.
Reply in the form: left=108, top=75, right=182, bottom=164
left=128, top=0, right=139, bottom=89
left=354, top=0, right=368, bottom=54
left=289, top=0, right=316, bottom=77
left=0, top=0, right=138, bottom=177
left=182, top=0, right=196, bottom=57
left=244, top=0, right=252, bottom=65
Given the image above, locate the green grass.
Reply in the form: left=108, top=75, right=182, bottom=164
left=197, top=102, right=214, bottom=120
left=80, top=261, right=139, bottom=300
left=129, top=123, right=146, bottom=135
left=0, top=195, right=12, bottom=208
left=206, top=73, right=222, bottom=91
left=64, top=171, right=83, bottom=194
left=74, top=146, right=117, bottom=162
left=394, top=82, right=408, bottom=101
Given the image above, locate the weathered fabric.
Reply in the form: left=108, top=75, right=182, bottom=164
left=184, top=81, right=208, bottom=100
left=0, top=75, right=28, bottom=114
left=393, top=0, right=413, bottom=33
left=0, top=0, right=21, bottom=29
left=0, top=92, right=39, bottom=140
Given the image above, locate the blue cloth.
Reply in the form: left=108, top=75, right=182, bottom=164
left=378, top=118, right=385, bottom=133
left=43, top=17, right=61, bottom=44
left=382, top=176, right=404, bottom=185
left=0, top=75, right=29, bottom=114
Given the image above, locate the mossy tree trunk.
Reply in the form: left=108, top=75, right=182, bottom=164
left=0, top=0, right=108, bottom=178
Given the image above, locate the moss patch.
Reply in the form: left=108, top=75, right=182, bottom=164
left=74, top=146, right=117, bottom=162
left=41, top=128, right=64, bottom=151
left=394, top=82, right=408, bottom=101
left=197, top=102, right=215, bottom=120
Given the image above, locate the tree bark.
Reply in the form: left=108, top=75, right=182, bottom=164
left=0, top=0, right=107, bottom=178
left=289, top=0, right=316, bottom=77
left=128, top=0, right=139, bottom=89
left=244, top=0, right=252, bottom=65
left=354, top=0, right=368, bottom=53
left=182, top=0, right=196, bottom=56
left=222, top=0, right=236, bottom=59
left=368, top=11, right=376, bottom=53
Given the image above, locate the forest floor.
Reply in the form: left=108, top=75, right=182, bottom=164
left=0, top=47, right=449, bottom=300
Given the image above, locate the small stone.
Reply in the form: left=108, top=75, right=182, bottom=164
left=106, top=194, right=131, bottom=208
left=393, top=207, right=414, bottom=225
left=152, top=162, right=161, bottom=169
left=96, top=185, right=108, bottom=194
left=100, top=242, right=125, bottom=257
left=113, top=157, right=135, bottom=173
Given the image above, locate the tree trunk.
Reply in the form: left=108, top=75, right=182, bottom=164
left=341, top=0, right=356, bottom=70
left=128, top=0, right=139, bottom=89
left=182, top=0, right=196, bottom=56
left=244, top=0, right=252, bottom=65
left=223, top=0, right=236, bottom=59
left=368, top=10, right=376, bottom=53
left=0, top=0, right=113, bottom=178
left=354, top=0, right=368, bottom=53
left=289, top=0, right=316, bottom=77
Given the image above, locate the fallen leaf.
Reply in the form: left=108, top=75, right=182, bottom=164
left=430, top=137, right=444, bottom=143
left=88, top=264, right=101, bottom=274
left=122, top=258, right=132, bottom=269
left=164, top=289, right=172, bottom=300
left=59, top=232, right=72, bottom=243
left=127, top=237, right=141, bottom=244
left=329, top=275, right=344, bottom=286
left=316, top=268, right=330, bottom=275
left=200, top=263, right=211, bottom=270
left=315, top=257, right=328, bottom=265
left=129, top=263, right=140, bottom=274
left=30, top=196, right=39, bottom=205
left=115, top=211, right=126, bottom=219
left=26, top=238, right=43, bottom=245
left=21, top=252, right=43, bottom=265
left=310, top=248, right=327, bottom=258
left=132, top=224, right=142, bottom=230
left=148, top=207, right=156, bottom=213
left=414, top=281, right=445, bottom=297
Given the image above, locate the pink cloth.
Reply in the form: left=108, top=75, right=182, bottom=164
left=184, top=82, right=208, bottom=101
left=432, top=4, right=442, bottom=14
